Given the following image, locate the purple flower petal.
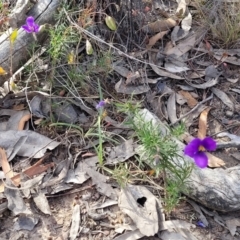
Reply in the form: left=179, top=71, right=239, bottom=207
left=201, top=137, right=216, bottom=151
left=26, top=16, right=35, bottom=27
left=22, top=16, right=39, bottom=33
left=96, top=100, right=106, bottom=109
left=194, top=151, right=208, bottom=168
left=34, top=25, right=40, bottom=32
left=21, top=25, right=32, bottom=33
left=196, top=221, right=206, bottom=228
left=184, top=138, right=201, bottom=157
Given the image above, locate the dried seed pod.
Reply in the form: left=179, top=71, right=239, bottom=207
left=105, top=15, right=117, bottom=31
left=86, top=39, right=93, bottom=55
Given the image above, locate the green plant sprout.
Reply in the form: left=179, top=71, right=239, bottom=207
left=134, top=113, right=193, bottom=212
left=116, top=101, right=193, bottom=212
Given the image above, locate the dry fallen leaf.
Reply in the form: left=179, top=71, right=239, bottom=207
left=205, top=65, right=220, bottom=81
left=171, top=26, right=189, bottom=46
left=119, top=184, right=160, bottom=236
left=33, top=192, right=51, bottom=215
left=176, top=0, right=187, bottom=16
left=126, top=71, right=141, bottom=85
left=167, top=92, right=178, bottom=124
left=187, top=77, right=219, bottom=89
left=105, top=139, right=137, bottom=164
left=0, top=148, right=14, bottom=179
left=181, top=12, right=192, bottom=31
left=148, top=52, right=184, bottom=79
left=69, top=204, right=81, bottom=240
left=206, top=152, right=225, bottom=168
left=115, top=79, right=150, bottom=95
left=178, top=90, right=198, bottom=108
left=142, top=18, right=177, bottom=33
left=198, top=107, right=211, bottom=139
left=164, top=62, right=189, bottom=73
left=13, top=215, right=39, bottom=231
left=225, top=218, right=240, bottom=236
left=12, top=104, right=25, bottom=111
left=0, top=155, right=54, bottom=192
left=147, top=30, right=169, bottom=49
left=18, top=114, right=31, bottom=130
left=212, top=87, right=234, bottom=111
left=4, top=179, right=32, bottom=215
left=165, top=33, right=196, bottom=57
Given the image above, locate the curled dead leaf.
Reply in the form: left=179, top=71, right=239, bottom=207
left=0, top=148, right=14, bottom=179
left=147, top=30, right=169, bottom=49
left=142, top=18, right=177, bottom=33
left=206, top=152, right=225, bottom=168
left=198, top=107, right=211, bottom=139
left=178, top=90, right=198, bottom=108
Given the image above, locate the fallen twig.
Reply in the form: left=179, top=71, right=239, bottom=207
left=169, top=94, right=213, bottom=126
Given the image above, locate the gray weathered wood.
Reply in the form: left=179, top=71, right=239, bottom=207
left=137, top=109, right=240, bottom=212
left=0, top=0, right=61, bottom=86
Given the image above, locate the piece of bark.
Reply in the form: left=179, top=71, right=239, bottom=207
left=136, top=109, right=240, bottom=212
left=0, top=0, right=61, bottom=86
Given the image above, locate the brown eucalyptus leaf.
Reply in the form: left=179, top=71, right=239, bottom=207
left=147, top=30, right=169, bottom=49
left=178, top=90, right=198, bottom=108
left=0, top=148, right=14, bottom=179
left=206, top=153, right=225, bottom=168
left=176, top=93, right=187, bottom=105
left=198, top=107, right=211, bottom=139
left=142, top=18, right=177, bottom=33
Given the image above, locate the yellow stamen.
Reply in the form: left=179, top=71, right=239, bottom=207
left=198, top=145, right=205, bottom=151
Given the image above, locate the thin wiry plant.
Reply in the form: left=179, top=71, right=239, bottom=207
left=195, top=0, right=240, bottom=47
left=116, top=101, right=193, bottom=212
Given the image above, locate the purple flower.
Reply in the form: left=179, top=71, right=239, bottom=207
left=196, top=221, right=206, bottom=228
left=96, top=100, right=106, bottom=109
left=22, top=16, right=39, bottom=33
left=184, top=137, right=216, bottom=168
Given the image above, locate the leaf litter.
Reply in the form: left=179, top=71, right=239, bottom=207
left=1, top=0, right=240, bottom=239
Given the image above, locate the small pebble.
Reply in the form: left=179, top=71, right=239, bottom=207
left=225, top=110, right=233, bottom=117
